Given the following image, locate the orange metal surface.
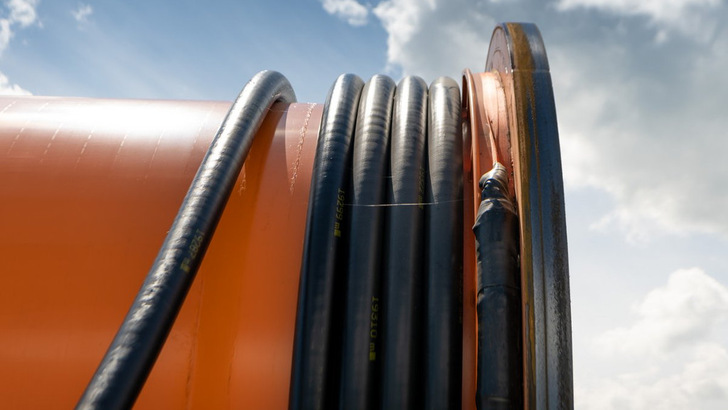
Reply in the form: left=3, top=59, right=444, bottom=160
left=0, top=96, right=322, bottom=408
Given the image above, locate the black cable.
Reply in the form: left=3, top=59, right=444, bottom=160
left=473, top=163, right=522, bottom=410
left=424, top=77, right=463, bottom=410
left=76, top=70, right=296, bottom=410
left=379, top=76, right=428, bottom=410
left=337, top=75, right=396, bottom=410
left=289, top=74, right=364, bottom=410
left=292, top=72, right=519, bottom=410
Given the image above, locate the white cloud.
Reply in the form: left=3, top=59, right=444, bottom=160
left=557, top=0, right=717, bottom=20
left=578, top=268, right=728, bottom=409
left=321, top=0, right=369, bottom=26
left=0, top=18, right=11, bottom=52
left=577, top=343, right=728, bottom=409
left=7, top=0, right=38, bottom=27
left=595, top=268, right=728, bottom=356
left=373, top=0, right=493, bottom=82
left=1, top=0, right=39, bottom=55
left=552, top=20, right=728, bottom=239
left=0, top=0, right=38, bottom=94
left=0, top=71, right=31, bottom=95
left=556, top=0, right=721, bottom=42
left=72, top=3, right=93, bottom=24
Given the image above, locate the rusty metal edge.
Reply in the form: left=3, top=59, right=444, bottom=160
left=485, top=22, right=573, bottom=410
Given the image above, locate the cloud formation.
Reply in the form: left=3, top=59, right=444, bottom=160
left=579, top=268, right=728, bottom=409
left=596, top=268, right=728, bottom=356
left=577, top=343, right=728, bottom=409
left=321, top=0, right=369, bottom=26
left=71, top=3, right=93, bottom=25
left=556, top=0, right=721, bottom=42
left=372, top=0, right=494, bottom=81
left=0, top=71, right=30, bottom=94
left=0, top=0, right=38, bottom=95
left=551, top=11, right=728, bottom=240
left=6, top=0, right=37, bottom=27
left=1, top=0, right=39, bottom=55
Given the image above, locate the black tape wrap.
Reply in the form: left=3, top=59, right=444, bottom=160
left=473, top=163, right=522, bottom=410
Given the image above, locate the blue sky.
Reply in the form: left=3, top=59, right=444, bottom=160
left=3, top=0, right=728, bottom=408
left=0, top=0, right=390, bottom=102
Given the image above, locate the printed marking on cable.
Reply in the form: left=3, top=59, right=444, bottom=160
left=180, top=229, right=205, bottom=273
left=369, top=296, right=379, bottom=361
left=334, top=188, right=345, bottom=237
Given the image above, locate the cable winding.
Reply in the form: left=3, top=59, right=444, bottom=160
left=291, top=74, right=465, bottom=410
left=337, top=74, right=396, bottom=409
left=290, top=74, right=364, bottom=410
left=424, top=76, right=464, bottom=410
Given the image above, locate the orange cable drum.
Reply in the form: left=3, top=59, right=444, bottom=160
left=0, top=22, right=572, bottom=409
left=0, top=96, right=322, bottom=409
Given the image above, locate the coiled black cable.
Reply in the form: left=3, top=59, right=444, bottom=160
left=380, top=76, right=428, bottom=410
left=77, top=70, right=296, bottom=410
left=424, top=77, right=463, bottom=410
left=290, top=74, right=364, bottom=410
left=291, top=74, right=466, bottom=410
left=338, top=75, right=396, bottom=410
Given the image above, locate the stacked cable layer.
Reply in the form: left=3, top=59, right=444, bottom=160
left=290, top=74, right=464, bottom=410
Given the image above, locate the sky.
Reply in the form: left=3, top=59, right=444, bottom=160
left=2, top=0, right=728, bottom=408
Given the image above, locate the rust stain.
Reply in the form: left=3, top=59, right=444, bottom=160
left=487, top=22, right=542, bottom=410
left=511, top=23, right=540, bottom=410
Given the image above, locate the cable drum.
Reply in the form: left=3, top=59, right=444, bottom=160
left=73, top=69, right=522, bottom=410
left=49, top=21, right=571, bottom=410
